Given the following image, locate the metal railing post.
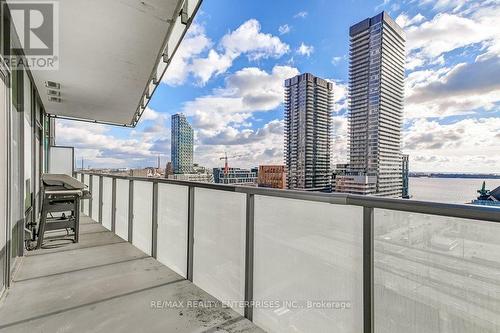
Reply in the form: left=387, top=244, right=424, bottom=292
left=186, top=186, right=195, bottom=281
left=111, top=177, right=116, bottom=232
left=89, top=175, right=93, bottom=217
left=244, top=193, right=255, bottom=321
left=363, top=207, right=374, bottom=333
left=98, top=175, right=103, bottom=223
left=128, top=180, right=134, bottom=243
left=152, top=182, right=158, bottom=258
left=80, top=173, right=84, bottom=213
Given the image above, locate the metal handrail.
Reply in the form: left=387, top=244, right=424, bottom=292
left=76, top=171, right=500, bottom=223
left=76, top=170, right=500, bottom=333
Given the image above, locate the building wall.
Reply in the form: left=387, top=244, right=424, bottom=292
left=213, top=167, right=257, bottom=185
left=1, top=7, right=52, bottom=290
left=168, top=173, right=214, bottom=183
left=284, top=73, right=333, bottom=190
left=347, top=12, right=405, bottom=197
left=258, top=165, right=286, bottom=189
left=171, top=113, right=193, bottom=174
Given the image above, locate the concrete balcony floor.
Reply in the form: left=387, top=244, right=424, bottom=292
left=0, top=217, right=263, bottom=333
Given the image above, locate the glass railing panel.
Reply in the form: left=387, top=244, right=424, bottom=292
left=91, top=176, right=100, bottom=221
left=157, top=183, right=188, bottom=278
left=101, top=177, right=113, bottom=230
left=115, top=179, right=129, bottom=241
left=83, top=174, right=90, bottom=216
left=253, top=195, right=364, bottom=333
left=374, top=209, right=500, bottom=333
left=132, top=181, right=153, bottom=255
left=193, top=188, right=246, bottom=315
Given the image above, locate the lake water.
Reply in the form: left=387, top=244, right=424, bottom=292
left=409, top=177, right=500, bottom=204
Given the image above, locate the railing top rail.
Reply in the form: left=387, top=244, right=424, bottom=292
left=75, top=171, right=500, bottom=223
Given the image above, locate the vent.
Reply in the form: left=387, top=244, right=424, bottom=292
left=47, top=89, right=60, bottom=97
left=45, top=81, right=61, bottom=89
left=48, top=96, right=62, bottom=103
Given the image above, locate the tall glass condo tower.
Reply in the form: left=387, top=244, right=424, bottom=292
left=347, top=12, right=405, bottom=197
left=171, top=113, right=194, bottom=174
left=284, top=73, right=333, bottom=190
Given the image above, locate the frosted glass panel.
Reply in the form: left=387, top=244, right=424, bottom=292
left=253, top=196, right=363, bottom=333
left=49, top=146, right=73, bottom=176
left=193, top=188, right=246, bottom=315
left=132, top=181, right=153, bottom=255
left=101, top=177, right=113, bottom=230
left=83, top=175, right=90, bottom=216
left=91, top=176, right=100, bottom=222
left=157, top=184, right=188, bottom=278
left=374, top=209, right=500, bottom=333
left=115, top=179, right=129, bottom=241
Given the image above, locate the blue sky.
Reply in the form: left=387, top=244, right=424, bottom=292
left=57, top=0, right=500, bottom=173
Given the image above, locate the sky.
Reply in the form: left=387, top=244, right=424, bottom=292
left=56, top=0, right=500, bottom=173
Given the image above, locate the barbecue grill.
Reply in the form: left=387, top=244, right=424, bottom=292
left=35, top=174, right=91, bottom=249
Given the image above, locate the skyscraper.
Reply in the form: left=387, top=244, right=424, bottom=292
left=171, top=113, right=193, bottom=174
left=284, top=73, right=333, bottom=190
left=339, top=12, right=405, bottom=197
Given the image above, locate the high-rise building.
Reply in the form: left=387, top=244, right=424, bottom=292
left=171, top=113, right=193, bottom=174
left=284, top=73, right=333, bottom=190
left=258, top=165, right=286, bottom=189
left=402, top=154, right=409, bottom=198
left=340, top=12, right=405, bottom=197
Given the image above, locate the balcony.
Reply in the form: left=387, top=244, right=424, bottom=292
left=0, top=214, right=261, bottom=332
left=4, top=172, right=500, bottom=332
left=1, top=1, right=500, bottom=332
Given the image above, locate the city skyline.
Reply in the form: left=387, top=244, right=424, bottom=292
left=55, top=0, right=500, bottom=173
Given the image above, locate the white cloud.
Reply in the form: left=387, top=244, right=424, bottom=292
left=183, top=65, right=299, bottom=132
left=221, top=19, right=290, bottom=61
left=375, top=0, right=390, bottom=11
left=327, top=80, right=348, bottom=113
left=407, top=13, right=491, bottom=58
left=395, top=13, right=425, bottom=28
left=190, top=50, right=235, bottom=85
left=405, top=3, right=500, bottom=68
left=296, top=42, right=314, bottom=57
left=278, top=24, right=291, bottom=35
left=293, top=11, right=308, bottom=19
left=403, top=117, right=500, bottom=173
left=193, top=126, right=285, bottom=169
left=162, top=23, right=211, bottom=86
left=331, top=56, right=343, bottom=65
left=406, top=56, right=500, bottom=118
left=419, top=0, right=469, bottom=12
left=55, top=107, right=171, bottom=168
left=163, top=19, right=289, bottom=86
left=141, top=107, right=163, bottom=121
left=331, top=115, right=348, bottom=165
left=201, top=119, right=283, bottom=145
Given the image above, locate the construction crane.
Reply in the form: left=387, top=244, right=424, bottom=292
left=219, top=152, right=244, bottom=175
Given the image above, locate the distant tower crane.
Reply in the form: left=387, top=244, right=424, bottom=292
left=219, top=152, right=244, bottom=175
